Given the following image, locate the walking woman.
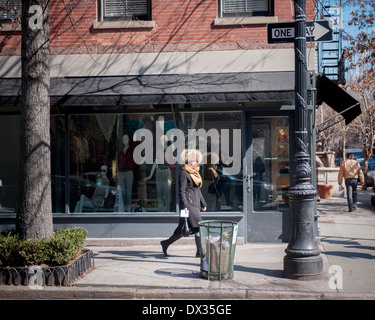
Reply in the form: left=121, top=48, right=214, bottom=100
left=161, top=149, right=207, bottom=257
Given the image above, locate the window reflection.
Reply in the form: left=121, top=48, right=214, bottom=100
left=181, top=111, right=243, bottom=212
left=51, top=115, right=66, bottom=213
left=69, top=110, right=177, bottom=213
left=0, top=116, right=20, bottom=213
left=252, top=117, right=290, bottom=211
left=0, top=105, right=245, bottom=215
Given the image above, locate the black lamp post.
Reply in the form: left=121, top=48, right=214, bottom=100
left=283, top=0, right=323, bottom=279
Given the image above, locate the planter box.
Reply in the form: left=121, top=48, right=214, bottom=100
left=317, top=167, right=343, bottom=197
left=0, top=249, right=94, bottom=287
left=317, top=184, right=334, bottom=199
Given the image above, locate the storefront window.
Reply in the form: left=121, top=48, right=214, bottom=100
left=0, top=104, right=245, bottom=215
left=51, top=115, right=66, bottom=213
left=0, top=115, right=20, bottom=213
left=0, top=114, right=65, bottom=214
left=252, top=116, right=290, bottom=212
left=69, top=109, right=177, bottom=213
left=180, top=109, right=243, bottom=212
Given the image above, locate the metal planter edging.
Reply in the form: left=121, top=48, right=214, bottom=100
left=0, top=249, right=94, bottom=287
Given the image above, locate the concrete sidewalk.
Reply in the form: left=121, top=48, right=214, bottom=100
left=0, top=190, right=374, bottom=300
left=317, top=189, right=375, bottom=299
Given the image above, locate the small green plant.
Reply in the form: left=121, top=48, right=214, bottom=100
left=0, top=227, right=88, bottom=267
left=19, top=238, right=48, bottom=266
left=0, top=230, right=22, bottom=266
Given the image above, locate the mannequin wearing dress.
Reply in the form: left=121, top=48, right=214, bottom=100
left=146, top=135, right=172, bottom=211
left=118, top=134, right=135, bottom=207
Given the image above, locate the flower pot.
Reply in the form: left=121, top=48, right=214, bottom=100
left=317, top=184, right=334, bottom=199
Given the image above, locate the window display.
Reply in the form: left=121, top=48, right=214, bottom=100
left=0, top=116, right=20, bottom=213
left=67, top=106, right=243, bottom=213
left=68, top=109, right=178, bottom=213
left=181, top=110, right=243, bottom=212
left=0, top=104, right=293, bottom=216
left=252, top=116, right=290, bottom=212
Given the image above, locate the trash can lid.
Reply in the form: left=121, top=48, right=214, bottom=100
left=198, top=220, right=238, bottom=227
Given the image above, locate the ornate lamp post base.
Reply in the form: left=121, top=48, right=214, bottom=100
left=284, top=255, right=323, bottom=280
left=284, top=184, right=323, bottom=279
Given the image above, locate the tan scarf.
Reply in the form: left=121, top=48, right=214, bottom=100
left=207, top=164, right=219, bottom=179
left=181, top=164, right=202, bottom=188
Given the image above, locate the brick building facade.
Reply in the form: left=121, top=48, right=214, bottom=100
left=1, top=0, right=314, bottom=54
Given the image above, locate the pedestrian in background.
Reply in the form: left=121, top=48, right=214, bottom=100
left=161, top=149, right=207, bottom=257
left=338, top=153, right=365, bottom=212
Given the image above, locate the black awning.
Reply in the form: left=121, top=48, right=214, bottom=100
left=0, top=72, right=302, bottom=107
left=316, top=74, right=361, bottom=125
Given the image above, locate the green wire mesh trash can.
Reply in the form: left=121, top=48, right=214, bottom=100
left=198, top=220, right=239, bottom=280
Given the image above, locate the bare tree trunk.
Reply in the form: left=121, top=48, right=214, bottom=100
left=16, top=0, right=53, bottom=240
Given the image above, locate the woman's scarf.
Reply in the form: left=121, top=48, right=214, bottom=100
left=181, top=164, right=202, bottom=188
left=207, top=164, right=219, bottom=180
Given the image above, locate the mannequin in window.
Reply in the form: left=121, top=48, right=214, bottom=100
left=118, top=134, right=136, bottom=208
left=146, top=135, right=172, bottom=211
left=74, top=165, right=110, bottom=212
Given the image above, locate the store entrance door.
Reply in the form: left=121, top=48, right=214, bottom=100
left=245, top=113, right=293, bottom=242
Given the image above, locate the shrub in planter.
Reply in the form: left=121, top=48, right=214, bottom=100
left=0, top=228, right=93, bottom=286
left=19, top=238, right=48, bottom=266
left=0, top=227, right=88, bottom=267
left=0, top=231, right=23, bottom=266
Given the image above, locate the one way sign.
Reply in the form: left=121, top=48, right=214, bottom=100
left=267, top=20, right=333, bottom=44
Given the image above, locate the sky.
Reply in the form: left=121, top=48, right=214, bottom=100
left=320, top=0, right=374, bottom=46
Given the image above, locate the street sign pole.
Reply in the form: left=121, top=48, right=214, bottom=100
left=283, top=0, right=323, bottom=280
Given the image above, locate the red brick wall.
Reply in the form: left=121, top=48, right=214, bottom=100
left=0, top=0, right=316, bottom=55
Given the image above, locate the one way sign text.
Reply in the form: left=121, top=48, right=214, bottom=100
left=267, top=20, right=333, bottom=44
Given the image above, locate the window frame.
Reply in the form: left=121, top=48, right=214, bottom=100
left=218, top=0, right=274, bottom=18
left=0, top=0, right=21, bottom=22
left=98, top=0, right=151, bottom=22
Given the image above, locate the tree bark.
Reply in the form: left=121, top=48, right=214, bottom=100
left=16, top=0, right=53, bottom=240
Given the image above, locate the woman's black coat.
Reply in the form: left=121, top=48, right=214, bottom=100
left=179, top=170, right=207, bottom=229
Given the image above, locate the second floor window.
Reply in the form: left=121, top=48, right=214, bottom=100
left=222, top=0, right=271, bottom=17
left=102, top=0, right=150, bottom=21
left=0, top=0, right=21, bottom=20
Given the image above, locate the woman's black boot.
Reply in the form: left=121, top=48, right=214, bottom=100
left=161, top=234, right=181, bottom=256
left=195, top=235, right=204, bottom=258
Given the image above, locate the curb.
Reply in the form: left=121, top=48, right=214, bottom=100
left=1, top=285, right=374, bottom=300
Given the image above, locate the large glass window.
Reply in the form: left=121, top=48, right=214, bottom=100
left=180, top=109, right=243, bottom=212
left=0, top=104, right=245, bottom=215
left=51, top=115, right=66, bottom=213
left=0, top=115, right=65, bottom=214
left=0, top=115, right=20, bottom=213
left=69, top=110, right=177, bottom=213
left=252, top=116, right=290, bottom=212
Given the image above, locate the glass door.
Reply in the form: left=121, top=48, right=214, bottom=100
left=245, top=113, right=292, bottom=242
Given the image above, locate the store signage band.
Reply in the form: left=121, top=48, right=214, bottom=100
left=267, top=20, right=333, bottom=44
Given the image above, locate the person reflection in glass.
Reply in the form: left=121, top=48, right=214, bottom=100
left=253, top=156, right=265, bottom=202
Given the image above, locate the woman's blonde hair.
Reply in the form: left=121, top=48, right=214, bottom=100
left=179, top=149, right=203, bottom=164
